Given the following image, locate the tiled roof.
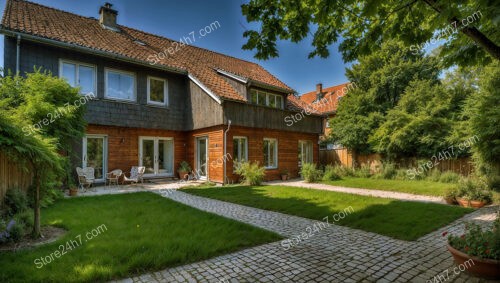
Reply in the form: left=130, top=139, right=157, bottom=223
left=299, top=83, right=351, bottom=114
left=1, top=0, right=294, bottom=104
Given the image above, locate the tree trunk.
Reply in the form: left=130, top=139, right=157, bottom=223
left=32, top=170, right=41, bottom=239
left=421, top=0, right=500, bottom=60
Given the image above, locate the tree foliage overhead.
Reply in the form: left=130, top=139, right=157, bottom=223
left=241, top=0, right=499, bottom=66
left=328, top=40, right=440, bottom=154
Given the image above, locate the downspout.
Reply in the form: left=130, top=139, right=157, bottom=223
left=223, top=120, right=231, bottom=185
left=16, top=35, right=21, bottom=74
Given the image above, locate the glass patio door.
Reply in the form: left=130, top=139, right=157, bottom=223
left=139, top=137, right=174, bottom=177
left=196, top=137, right=208, bottom=179
left=82, top=135, right=107, bottom=182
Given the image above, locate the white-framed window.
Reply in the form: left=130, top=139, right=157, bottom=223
left=105, top=68, right=136, bottom=101
left=233, top=136, right=248, bottom=170
left=263, top=138, right=278, bottom=169
left=147, top=76, right=168, bottom=106
left=250, top=89, right=284, bottom=109
left=59, top=60, right=96, bottom=96
left=298, top=140, right=313, bottom=168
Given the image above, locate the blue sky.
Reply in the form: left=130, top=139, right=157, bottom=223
left=0, top=0, right=350, bottom=94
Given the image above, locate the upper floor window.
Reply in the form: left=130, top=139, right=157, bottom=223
left=263, top=138, right=278, bottom=169
left=250, top=89, right=284, bottom=109
left=59, top=60, right=96, bottom=96
left=105, top=68, right=136, bottom=101
left=147, top=76, right=168, bottom=106
left=233, top=137, right=248, bottom=170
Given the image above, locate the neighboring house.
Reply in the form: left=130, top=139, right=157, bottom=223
left=1, top=0, right=323, bottom=183
left=300, top=83, right=353, bottom=150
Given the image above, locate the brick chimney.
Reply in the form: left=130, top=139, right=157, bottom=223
left=99, top=3, right=119, bottom=30
left=316, top=83, right=323, bottom=101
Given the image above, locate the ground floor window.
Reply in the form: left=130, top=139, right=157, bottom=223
left=298, top=140, right=313, bottom=167
left=233, top=137, right=248, bottom=170
left=263, top=138, right=278, bottom=169
left=82, top=135, right=107, bottom=181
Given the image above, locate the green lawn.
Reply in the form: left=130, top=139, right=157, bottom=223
left=322, top=177, right=455, bottom=196
left=182, top=185, right=472, bottom=241
left=0, top=192, right=280, bottom=283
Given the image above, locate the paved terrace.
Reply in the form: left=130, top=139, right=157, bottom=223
left=102, top=183, right=499, bottom=283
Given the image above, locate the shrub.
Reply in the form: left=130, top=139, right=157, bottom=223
left=427, top=169, right=442, bottom=182
left=439, top=171, right=460, bottom=183
left=355, top=164, right=372, bottom=178
left=178, top=161, right=191, bottom=172
left=456, top=177, right=493, bottom=203
left=235, top=161, right=265, bottom=186
left=322, top=165, right=341, bottom=181
left=332, top=165, right=355, bottom=177
left=301, top=163, right=322, bottom=183
left=14, top=210, right=34, bottom=231
left=394, top=169, right=408, bottom=180
left=0, top=219, right=25, bottom=243
left=4, top=189, right=28, bottom=217
left=40, top=187, right=64, bottom=208
left=380, top=162, right=397, bottom=179
left=443, top=186, right=460, bottom=200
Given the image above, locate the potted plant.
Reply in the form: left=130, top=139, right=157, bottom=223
left=455, top=178, right=492, bottom=208
left=280, top=169, right=289, bottom=181
left=69, top=184, right=78, bottom=196
left=443, top=187, right=459, bottom=205
left=177, top=161, right=191, bottom=180
left=445, top=213, right=500, bottom=279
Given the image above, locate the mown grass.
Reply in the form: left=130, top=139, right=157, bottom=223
left=182, top=185, right=472, bottom=241
left=0, top=192, right=281, bottom=283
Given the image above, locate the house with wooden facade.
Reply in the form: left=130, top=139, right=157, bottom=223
left=1, top=0, right=323, bottom=183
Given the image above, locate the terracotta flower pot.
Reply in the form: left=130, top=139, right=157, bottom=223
left=469, top=200, right=486, bottom=208
left=447, top=244, right=500, bottom=279
left=69, top=188, right=78, bottom=196
left=457, top=198, right=470, bottom=207
left=178, top=171, right=188, bottom=180
left=281, top=174, right=288, bottom=181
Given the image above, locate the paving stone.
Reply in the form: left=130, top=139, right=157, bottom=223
left=111, top=186, right=498, bottom=283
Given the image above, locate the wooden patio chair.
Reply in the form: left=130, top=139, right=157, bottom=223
left=123, top=166, right=145, bottom=184
left=106, top=169, right=123, bottom=188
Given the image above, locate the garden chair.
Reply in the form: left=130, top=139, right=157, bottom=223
left=76, top=167, right=95, bottom=192
left=106, top=169, right=123, bottom=188
left=123, top=166, right=145, bottom=184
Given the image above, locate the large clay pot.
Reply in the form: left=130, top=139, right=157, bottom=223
left=457, top=198, right=470, bottom=207
left=447, top=245, right=500, bottom=279
left=469, top=200, right=486, bottom=208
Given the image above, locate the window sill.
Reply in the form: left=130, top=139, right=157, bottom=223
left=265, top=167, right=278, bottom=170
left=102, top=98, right=138, bottom=105
left=146, top=103, right=169, bottom=109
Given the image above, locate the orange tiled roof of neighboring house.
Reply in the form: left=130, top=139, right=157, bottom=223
left=299, top=83, right=351, bottom=114
left=1, top=0, right=295, bottom=104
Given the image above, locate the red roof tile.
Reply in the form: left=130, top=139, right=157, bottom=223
left=1, top=0, right=294, bottom=103
left=299, top=83, right=352, bottom=114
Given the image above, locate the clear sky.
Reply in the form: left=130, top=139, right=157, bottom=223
left=0, top=0, right=350, bottom=94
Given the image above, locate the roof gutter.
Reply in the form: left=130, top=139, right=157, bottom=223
left=15, top=34, right=20, bottom=74
left=0, top=28, right=188, bottom=75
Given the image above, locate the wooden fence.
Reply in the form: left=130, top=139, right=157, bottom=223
left=0, top=152, right=33, bottom=206
left=319, top=149, right=473, bottom=176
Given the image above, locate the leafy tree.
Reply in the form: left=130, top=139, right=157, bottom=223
left=0, top=70, right=87, bottom=238
left=328, top=40, right=440, bottom=153
left=369, top=79, right=467, bottom=158
left=462, top=62, right=500, bottom=178
left=0, top=114, right=62, bottom=238
left=241, top=0, right=499, bottom=65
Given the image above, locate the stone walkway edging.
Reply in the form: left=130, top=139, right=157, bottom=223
left=265, top=180, right=445, bottom=204
left=112, top=188, right=499, bottom=283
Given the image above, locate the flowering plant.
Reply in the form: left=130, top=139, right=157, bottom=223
left=447, top=212, right=500, bottom=260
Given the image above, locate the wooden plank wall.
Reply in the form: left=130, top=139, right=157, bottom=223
left=319, top=148, right=354, bottom=167
left=0, top=152, right=33, bottom=205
